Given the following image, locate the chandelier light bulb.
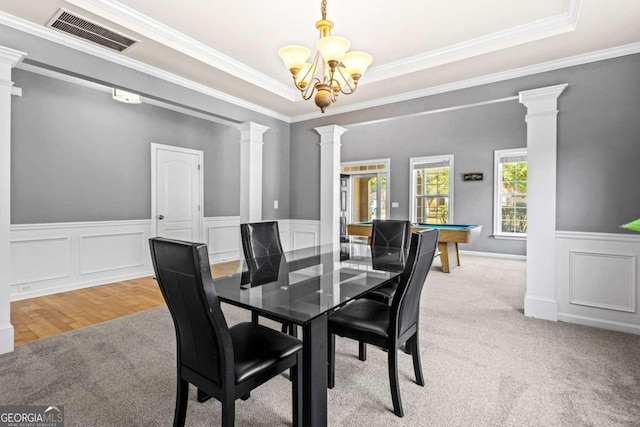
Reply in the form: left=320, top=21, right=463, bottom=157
left=278, top=46, right=311, bottom=73
left=342, top=51, right=373, bottom=79
left=316, top=36, right=350, bottom=64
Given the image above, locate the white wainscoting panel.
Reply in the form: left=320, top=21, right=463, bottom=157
left=80, top=232, right=146, bottom=275
left=9, top=218, right=322, bottom=301
left=287, top=220, right=320, bottom=250
left=204, top=216, right=241, bottom=262
left=11, top=237, right=71, bottom=285
left=10, top=220, right=153, bottom=301
left=569, top=251, right=636, bottom=313
left=556, top=231, right=640, bottom=334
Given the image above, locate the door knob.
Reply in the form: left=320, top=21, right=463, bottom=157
left=158, top=215, right=164, bottom=220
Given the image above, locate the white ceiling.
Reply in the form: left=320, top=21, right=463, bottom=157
left=1, top=0, right=639, bottom=121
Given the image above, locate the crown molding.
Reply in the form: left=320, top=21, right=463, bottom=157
left=290, top=41, right=640, bottom=123
left=364, top=0, right=582, bottom=84
left=65, top=0, right=298, bottom=101
left=0, top=11, right=291, bottom=122
left=2, top=2, right=638, bottom=124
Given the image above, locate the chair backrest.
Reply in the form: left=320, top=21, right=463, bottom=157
left=390, top=229, right=439, bottom=338
left=240, top=221, right=285, bottom=260
left=149, top=237, right=233, bottom=387
left=371, top=220, right=412, bottom=250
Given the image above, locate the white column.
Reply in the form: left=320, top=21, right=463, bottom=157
left=315, top=125, right=347, bottom=246
left=236, top=122, right=269, bottom=224
left=0, top=46, right=27, bottom=355
left=519, top=84, right=567, bottom=322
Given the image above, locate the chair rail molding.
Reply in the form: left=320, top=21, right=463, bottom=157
left=0, top=45, right=28, bottom=354
left=519, top=83, right=567, bottom=322
left=316, top=125, right=347, bottom=246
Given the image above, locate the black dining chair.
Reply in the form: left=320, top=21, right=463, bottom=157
left=362, top=219, right=412, bottom=305
left=149, top=237, right=302, bottom=427
left=327, top=229, right=439, bottom=418
left=240, top=221, right=297, bottom=337
left=357, top=219, right=412, bottom=360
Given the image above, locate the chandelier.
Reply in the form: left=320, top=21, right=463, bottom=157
left=278, top=0, right=373, bottom=113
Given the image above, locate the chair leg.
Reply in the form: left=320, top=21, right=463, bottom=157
left=328, top=333, right=336, bottom=389
left=358, top=341, right=367, bottom=361
left=292, top=353, right=302, bottom=427
left=388, top=349, right=404, bottom=417
left=173, top=378, right=189, bottom=427
left=196, top=388, right=211, bottom=403
left=252, top=311, right=259, bottom=324
left=221, top=399, right=235, bottom=427
left=409, top=335, right=425, bottom=386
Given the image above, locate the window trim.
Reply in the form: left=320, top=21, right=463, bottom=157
left=493, top=148, right=527, bottom=239
left=409, top=154, right=454, bottom=224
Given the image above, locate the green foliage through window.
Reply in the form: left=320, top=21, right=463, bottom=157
left=415, top=166, right=449, bottom=224
left=499, top=161, right=527, bottom=233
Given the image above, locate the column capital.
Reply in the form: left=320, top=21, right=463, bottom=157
left=0, top=47, right=27, bottom=84
left=519, top=84, right=568, bottom=114
left=0, top=46, right=27, bottom=68
left=314, top=124, right=348, bottom=144
left=235, top=121, right=270, bottom=136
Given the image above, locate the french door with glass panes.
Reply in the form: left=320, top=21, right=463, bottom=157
left=340, top=160, right=390, bottom=226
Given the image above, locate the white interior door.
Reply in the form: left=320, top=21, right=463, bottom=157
left=152, top=144, right=203, bottom=242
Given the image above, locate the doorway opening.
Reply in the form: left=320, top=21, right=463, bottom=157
left=340, top=159, right=390, bottom=242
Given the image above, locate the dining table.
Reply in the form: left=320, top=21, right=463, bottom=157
left=212, top=242, right=406, bottom=427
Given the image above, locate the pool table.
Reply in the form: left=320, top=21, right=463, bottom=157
left=347, top=222, right=482, bottom=273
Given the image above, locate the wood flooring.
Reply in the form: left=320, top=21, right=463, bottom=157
left=10, top=260, right=239, bottom=346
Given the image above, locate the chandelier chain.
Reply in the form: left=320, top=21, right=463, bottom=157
left=321, top=0, right=327, bottom=20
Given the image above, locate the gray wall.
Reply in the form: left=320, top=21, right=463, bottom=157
left=5, top=24, right=290, bottom=223
left=11, top=70, right=239, bottom=222
left=290, top=53, right=640, bottom=254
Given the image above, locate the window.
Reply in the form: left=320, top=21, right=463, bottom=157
left=494, top=148, right=527, bottom=238
left=410, top=155, right=453, bottom=224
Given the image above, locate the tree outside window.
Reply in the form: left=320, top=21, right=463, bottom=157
left=411, top=155, right=453, bottom=224
left=494, top=148, right=527, bottom=237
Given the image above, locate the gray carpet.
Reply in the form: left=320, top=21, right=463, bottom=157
left=2, top=256, right=640, bottom=426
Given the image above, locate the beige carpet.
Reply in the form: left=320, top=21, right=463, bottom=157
left=1, top=255, right=639, bottom=426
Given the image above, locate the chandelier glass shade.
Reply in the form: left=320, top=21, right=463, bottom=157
left=278, top=0, right=372, bottom=113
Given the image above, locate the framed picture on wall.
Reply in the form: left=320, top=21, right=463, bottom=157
left=463, top=172, right=484, bottom=181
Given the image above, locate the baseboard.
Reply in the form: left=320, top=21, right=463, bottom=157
left=459, top=250, right=526, bottom=260
left=558, top=313, right=640, bottom=335
left=524, top=295, right=558, bottom=321
left=0, top=323, right=15, bottom=355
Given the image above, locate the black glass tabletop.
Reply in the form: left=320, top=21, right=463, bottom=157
left=213, top=243, right=406, bottom=325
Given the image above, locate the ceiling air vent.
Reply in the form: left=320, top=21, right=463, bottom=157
left=47, top=9, right=138, bottom=52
